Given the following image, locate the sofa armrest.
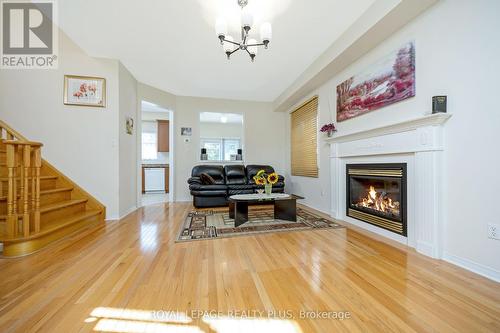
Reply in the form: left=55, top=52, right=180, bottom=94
left=188, top=176, right=202, bottom=185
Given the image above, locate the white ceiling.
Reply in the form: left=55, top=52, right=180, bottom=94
left=58, top=0, right=375, bottom=102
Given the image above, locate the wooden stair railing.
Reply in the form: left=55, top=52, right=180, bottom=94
left=0, top=120, right=28, bottom=141
left=0, top=119, right=106, bottom=257
left=4, top=140, right=42, bottom=238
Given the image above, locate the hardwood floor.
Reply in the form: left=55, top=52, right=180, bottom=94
left=0, top=202, right=499, bottom=333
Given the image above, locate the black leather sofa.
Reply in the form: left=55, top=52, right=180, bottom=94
left=188, top=164, right=285, bottom=208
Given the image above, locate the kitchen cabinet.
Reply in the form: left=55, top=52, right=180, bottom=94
left=157, top=120, right=169, bottom=152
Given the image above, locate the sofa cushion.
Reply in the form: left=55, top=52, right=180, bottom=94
left=227, top=184, right=255, bottom=196
left=189, top=184, right=227, bottom=192
left=190, top=189, right=228, bottom=197
left=224, top=165, right=247, bottom=185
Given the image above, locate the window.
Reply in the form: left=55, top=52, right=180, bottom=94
left=199, top=112, right=243, bottom=161
left=291, top=96, right=318, bottom=177
left=223, top=139, right=240, bottom=161
left=142, top=121, right=158, bottom=160
left=201, top=138, right=241, bottom=161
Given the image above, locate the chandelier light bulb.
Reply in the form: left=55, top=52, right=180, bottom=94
left=260, top=22, right=272, bottom=42
left=241, top=7, right=253, bottom=29
left=215, top=18, right=227, bottom=38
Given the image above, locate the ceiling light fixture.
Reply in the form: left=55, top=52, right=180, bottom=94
left=215, top=0, right=272, bottom=62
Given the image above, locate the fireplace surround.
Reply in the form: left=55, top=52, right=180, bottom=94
left=326, top=113, right=451, bottom=259
left=346, top=163, right=407, bottom=236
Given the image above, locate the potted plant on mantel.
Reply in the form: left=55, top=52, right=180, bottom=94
left=320, top=123, right=337, bottom=137
left=253, top=170, right=279, bottom=195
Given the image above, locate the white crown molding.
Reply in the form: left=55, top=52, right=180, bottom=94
left=325, top=113, right=452, bottom=144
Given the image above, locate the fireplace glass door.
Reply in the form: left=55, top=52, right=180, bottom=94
left=346, top=164, right=407, bottom=236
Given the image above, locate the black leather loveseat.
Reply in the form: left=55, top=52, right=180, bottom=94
left=188, top=164, right=285, bottom=208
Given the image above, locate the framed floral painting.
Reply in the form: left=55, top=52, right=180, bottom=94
left=64, top=75, right=106, bottom=107
left=336, top=41, right=415, bottom=122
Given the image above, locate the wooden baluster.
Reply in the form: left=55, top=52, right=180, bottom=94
left=22, top=145, right=31, bottom=237
left=32, top=146, right=42, bottom=233
left=6, top=144, right=17, bottom=237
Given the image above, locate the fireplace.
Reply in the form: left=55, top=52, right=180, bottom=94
left=346, top=163, right=407, bottom=236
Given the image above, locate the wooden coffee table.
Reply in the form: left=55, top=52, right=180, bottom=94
left=228, top=193, right=304, bottom=227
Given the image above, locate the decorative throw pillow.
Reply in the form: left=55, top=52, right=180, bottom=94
left=200, top=173, right=216, bottom=185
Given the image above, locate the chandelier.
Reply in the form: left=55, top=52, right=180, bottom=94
left=215, top=0, right=272, bottom=62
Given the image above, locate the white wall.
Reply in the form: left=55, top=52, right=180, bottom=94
left=118, top=63, right=138, bottom=217
left=284, top=0, right=500, bottom=278
left=200, top=122, right=243, bottom=139
left=0, top=29, right=121, bottom=219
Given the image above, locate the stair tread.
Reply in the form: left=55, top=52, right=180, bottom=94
left=0, top=187, right=73, bottom=201
left=0, top=209, right=102, bottom=241
left=0, top=200, right=86, bottom=220
left=40, top=209, right=101, bottom=234
left=40, top=199, right=87, bottom=213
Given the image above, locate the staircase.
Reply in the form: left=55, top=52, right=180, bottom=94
left=0, top=120, right=105, bottom=257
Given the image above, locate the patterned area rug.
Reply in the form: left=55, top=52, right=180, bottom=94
left=177, top=207, right=344, bottom=242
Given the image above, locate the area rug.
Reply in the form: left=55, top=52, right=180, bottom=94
left=177, top=207, right=344, bottom=242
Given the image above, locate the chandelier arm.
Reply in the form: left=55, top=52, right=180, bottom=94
left=229, top=48, right=240, bottom=56
left=246, top=42, right=265, bottom=47
left=241, top=28, right=248, bottom=45
left=224, top=39, right=241, bottom=47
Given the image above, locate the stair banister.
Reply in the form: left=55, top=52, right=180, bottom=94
left=3, top=140, right=43, bottom=237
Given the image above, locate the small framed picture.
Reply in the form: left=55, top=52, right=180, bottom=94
left=64, top=75, right=106, bottom=107
left=181, top=127, right=192, bottom=136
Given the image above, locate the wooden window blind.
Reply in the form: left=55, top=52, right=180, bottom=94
left=291, top=96, right=318, bottom=177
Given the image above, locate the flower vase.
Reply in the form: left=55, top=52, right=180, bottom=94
left=265, top=184, right=272, bottom=195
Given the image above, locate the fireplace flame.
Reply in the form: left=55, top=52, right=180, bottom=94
left=357, top=185, right=400, bottom=216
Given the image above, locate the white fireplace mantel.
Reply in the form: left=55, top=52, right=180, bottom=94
left=325, top=113, right=452, bottom=144
left=327, top=113, right=452, bottom=259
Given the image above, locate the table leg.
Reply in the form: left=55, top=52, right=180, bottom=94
left=274, top=199, right=297, bottom=222
left=229, top=201, right=235, bottom=219
left=234, top=202, right=249, bottom=227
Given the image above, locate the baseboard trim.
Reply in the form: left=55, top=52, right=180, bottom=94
left=442, top=252, right=500, bottom=283
left=299, top=203, right=331, bottom=216
left=106, top=206, right=138, bottom=221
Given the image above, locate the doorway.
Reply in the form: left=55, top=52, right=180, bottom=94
left=138, top=100, right=173, bottom=206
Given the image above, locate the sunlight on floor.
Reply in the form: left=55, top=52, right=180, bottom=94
left=202, top=316, right=302, bottom=333
left=140, top=224, right=159, bottom=251
left=90, top=307, right=192, bottom=324
left=93, top=319, right=203, bottom=333
left=88, top=307, right=303, bottom=333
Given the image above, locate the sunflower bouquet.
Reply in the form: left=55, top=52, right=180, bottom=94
left=253, top=170, right=279, bottom=195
